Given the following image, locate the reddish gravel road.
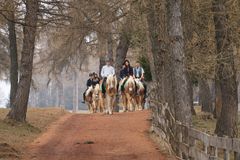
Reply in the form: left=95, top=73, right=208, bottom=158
left=24, top=110, right=168, bottom=160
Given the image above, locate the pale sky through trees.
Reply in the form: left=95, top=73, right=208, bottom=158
left=0, top=80, right=10, bottom=108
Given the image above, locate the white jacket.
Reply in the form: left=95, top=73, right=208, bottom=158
left=101, top=65, right=115, bottom=78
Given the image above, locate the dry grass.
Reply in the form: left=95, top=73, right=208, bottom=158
left=0, top=107, right=67, bottom=159
left=192, top=106, right=216, bottom=135
left=192, top=106, right=240, bottom=136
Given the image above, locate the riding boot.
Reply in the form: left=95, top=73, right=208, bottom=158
left=82, top=92, right=86, bottom=103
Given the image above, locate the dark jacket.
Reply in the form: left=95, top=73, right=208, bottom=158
left=86, top=79, right=93, bottom=87
left=92, top=78, right=100, bottom=87
left=120, top=66, right=133, bottom=79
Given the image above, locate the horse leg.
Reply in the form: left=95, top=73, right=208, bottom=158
left=138, top=96, right=142, bottom=111
left=131, top=97, right=135, bottom=111
left=96, top=100, right=100, bottom=113
left=102, top=97, right=105, bottom=113
left=121, top=94, right=126, bottom=112
left=87, top=103, right=91, bottom=113
left=141, top=95, right=144, bottom=110
left=109, top=96, right=115, bottom=115
left=88, top=103, right=92, bottom=113
left=92, top=101, right=95, bottom=113
left=94, top=102, right=97, bottom=113
left=135, top=96, right=139, bottom=111
left=127, top=95, right=133, bottom=112
left=106, top=95, right=110, bottom=114
left=109, top=97, right=113, bottom=115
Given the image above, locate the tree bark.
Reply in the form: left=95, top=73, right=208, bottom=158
left=214, top=80, right=222, bottom=118
left=199, top=78, right=213, bottom=113
left=146, top=0, right=168, bottom=102
left=107, top=27, right=114, bottom=62
left=7, top=0, right=39, bottom=122
left=167, top=0, right=192, bottom=125
left=213, top=0, right=238, bottom=137
left=72, top=71, right=78, bottom=112
left=115, top=31, right=130, bottom=80
left=7, top=1, right=18, bottom=107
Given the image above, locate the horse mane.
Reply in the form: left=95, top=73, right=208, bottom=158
left=86, top=86, right=93, bottom=96
left=94, top=84, right=100, bottom=91
left=126, top=76, right=135, bottom=86
left=107, top=74, right=117, bottom=89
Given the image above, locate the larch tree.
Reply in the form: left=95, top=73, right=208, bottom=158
left=7, top=0, right=39, bottom=122
left=213, top=0, right=238, bottom=137
left=167, top=0, right=192, bottom=125
left=145, top=0, right=169, bottom=103
left=6, top=0, right=18, bottom=107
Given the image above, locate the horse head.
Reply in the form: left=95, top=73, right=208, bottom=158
left=126, top=76, right=136, bottom=95
left=85, top=86, right=94, bottom=103
left=106, top=74, right=117, bottom=95
left=93, top=84, right=100, bottom=100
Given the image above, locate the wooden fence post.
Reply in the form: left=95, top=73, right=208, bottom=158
left=178, top=125, right=183, bottom=159
left=224, top=149, right=230, bottom=160
left=189, top=136, right=196, bottom=160
left=234, top=152, right=240, bottom=160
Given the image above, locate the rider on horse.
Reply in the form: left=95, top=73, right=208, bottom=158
left=119, top=59, right=134, bottom=92
left=133, top=61, right=147, bottom=98
left=100, top=58, right=115, bottom=95
left=92, top=72, right=100, bottom=87
left=82, top=73, right=94, bottom=103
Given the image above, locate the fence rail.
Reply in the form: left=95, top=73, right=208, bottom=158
left=150, top=100, right=240, bottom=160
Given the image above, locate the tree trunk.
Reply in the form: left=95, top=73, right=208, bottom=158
left=199, top=78, right=213, bottom=113
left=107, top=27, right=114, bottom=62
left=146, top=0, right=168, bottom=102
left=99, top=56, right=105, bottom=77
left=7, top=1, right=18, bottom=107
left=115, top=32, right=130, bottom=80
left=72, top=71, right=78, bottom=112
left=213, top=0, right=238, bottom=137
left=214, top=80, right=222, bottom=118
left=56, top=79, right=64, bottom=107
left=167, top=0, right=192, bottom=125
left=189, top=81, right=196, bottom=115
left=7, top=0, right=39, bottom=122
left=97, top=33, right=107, bottom=77
left=144, top=13, right=156, bottom=82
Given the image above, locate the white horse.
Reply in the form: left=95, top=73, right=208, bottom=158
left=105, top=74, right=117, bottom=114
left=85, top=86, right=94, bottom=113
left=92, top=84, right=105, bottom=112
left=121, top=76, right=136, bottom=112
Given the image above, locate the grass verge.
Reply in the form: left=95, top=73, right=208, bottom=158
left=0, top=107, right=66, bottom=159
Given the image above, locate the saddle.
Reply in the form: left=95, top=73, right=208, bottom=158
left=100, top=78, right=107, bottom=94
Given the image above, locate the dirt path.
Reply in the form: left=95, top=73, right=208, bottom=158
left=24, top=110, right=167, bottom=160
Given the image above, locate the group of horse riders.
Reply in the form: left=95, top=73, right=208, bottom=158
left=82, top=58, right=147, bottom=113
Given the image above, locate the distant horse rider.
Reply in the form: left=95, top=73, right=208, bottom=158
left=100, top=58, right=115, bottom=95
left=82, top=73, right=94, bottom=103
left=133, top=61, right=147, bottom=98
left=92, top=72, right=100, bottom=87
left=120, top=59, right=134, bottom=92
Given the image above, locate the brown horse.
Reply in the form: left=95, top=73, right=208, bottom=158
left=85, top=86, right=94, bottom=113
left=134, top=79, right=145, bottom=111
left=121, top=76, right=136, bottom=112
left=105, top=74, right=117, bottom=114
left=92, top=84, right=105, bottom=112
